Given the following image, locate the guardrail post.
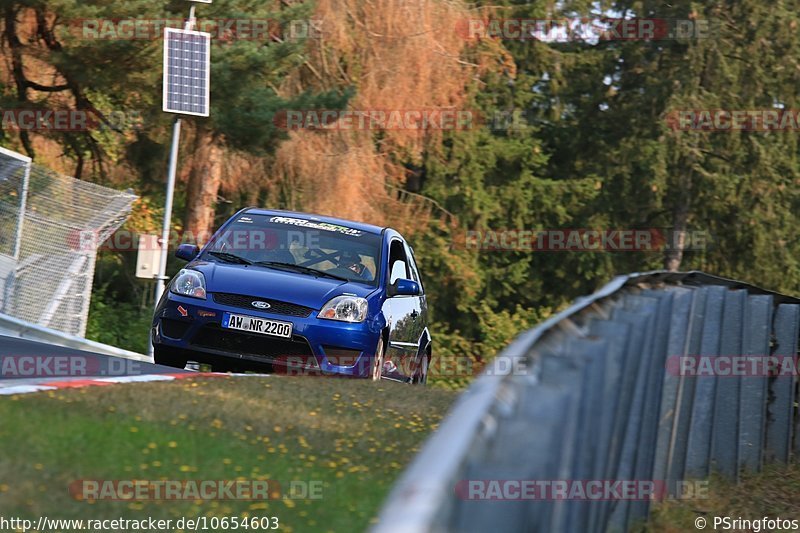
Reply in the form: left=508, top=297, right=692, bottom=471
left=766, top=303, right=800, bottom=463
left=607, top=299, right=659, bottom=532
left=652, top=287, right=694, bottom=494
left=685, top=286, right=726, bottom=478
left=629, top=291, right=675, bottom=527
left=711, top=290, right=747, bottom=479
left=738, top=295, right=773, bottom=472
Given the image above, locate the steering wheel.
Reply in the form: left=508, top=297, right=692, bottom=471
left=301, top=248, right=338, bottom=267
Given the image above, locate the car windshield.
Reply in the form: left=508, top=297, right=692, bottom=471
left=201, top=213, right=382, bottom=286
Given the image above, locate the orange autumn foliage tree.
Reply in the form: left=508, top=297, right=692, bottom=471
left=272, top=0, right=476, bottom=233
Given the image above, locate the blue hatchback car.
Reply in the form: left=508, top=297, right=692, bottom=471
left=151, top=208, right=431, bottom=383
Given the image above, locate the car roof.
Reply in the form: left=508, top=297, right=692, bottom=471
left=243, top=207, right=387, bottom=236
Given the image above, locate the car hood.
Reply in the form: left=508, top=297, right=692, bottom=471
left=188, top=261, right=375, bottom=309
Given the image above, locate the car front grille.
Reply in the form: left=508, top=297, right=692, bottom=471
left=211, top=293, right=314, bottom=318
left=190, top=324, right=317, bottom=365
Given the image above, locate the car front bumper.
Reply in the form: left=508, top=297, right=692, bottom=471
left=152, top=293, right=380, bottom=377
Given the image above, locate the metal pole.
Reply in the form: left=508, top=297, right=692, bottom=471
left=12, top=156, right=31, bottom=261
left=150, top=117, right=182, bottom=357
left=153, top=117, right=182, bottom=304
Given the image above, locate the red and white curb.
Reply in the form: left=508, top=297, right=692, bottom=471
left=0, top=372, right=227, bottom=396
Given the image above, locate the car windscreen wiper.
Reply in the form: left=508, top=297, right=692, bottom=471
left=255, top=261, right=349, bottom=281
left=207, top=251, right=253, bottom=265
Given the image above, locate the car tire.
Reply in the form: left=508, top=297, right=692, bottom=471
left=153, top=346, right=188, bottom=370
left=372, top=337, right=385, bottom=381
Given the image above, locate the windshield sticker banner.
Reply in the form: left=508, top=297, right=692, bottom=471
left=268, top=216, right=363, bottom=237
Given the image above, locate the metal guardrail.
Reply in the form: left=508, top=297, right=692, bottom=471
left=373, top=271, right=800, bottom=533
left=0, top=312, right=149, bottom=362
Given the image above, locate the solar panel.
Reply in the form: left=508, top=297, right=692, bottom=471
left=162, top=28, right=211, bottom=117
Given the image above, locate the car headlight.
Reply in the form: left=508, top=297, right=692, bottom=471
left=170, top=269, right=207, bottom=299
left=318, top=295, right=368, bottom=323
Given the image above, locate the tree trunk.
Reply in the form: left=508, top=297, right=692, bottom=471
left=664, top=170, right=693, bottom=272
left=185, top=128, right=224, bottom=243
left=4, top=5, right=34, bottom=157
left=663, top=199, right=689, bottom=271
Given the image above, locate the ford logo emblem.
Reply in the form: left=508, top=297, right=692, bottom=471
left=251, top=301, right=271, bottom=309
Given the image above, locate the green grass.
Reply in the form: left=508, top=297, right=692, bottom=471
left=0, top=376, right=458, bottom=532
left=647, top=465, right=800, bottom=532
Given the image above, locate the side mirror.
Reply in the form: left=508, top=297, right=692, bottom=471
left=175, top=243, right=199, bottom=261
left=388, top=278, right=420, bottom=297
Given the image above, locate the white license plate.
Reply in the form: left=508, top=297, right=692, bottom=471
left=222, top=312, right=293, bottom=338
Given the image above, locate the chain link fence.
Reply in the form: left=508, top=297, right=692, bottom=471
left=0, top=146, right=137, bottom=337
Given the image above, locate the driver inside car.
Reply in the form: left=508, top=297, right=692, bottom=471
left=339, top=251, right=372, bottom=281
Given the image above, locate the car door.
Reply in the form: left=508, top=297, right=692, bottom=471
left=405, top=242, right=428, bottom=354
left=381, top=238, right=421, bottom=380
left=403, top=241, right=427, bottom=355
